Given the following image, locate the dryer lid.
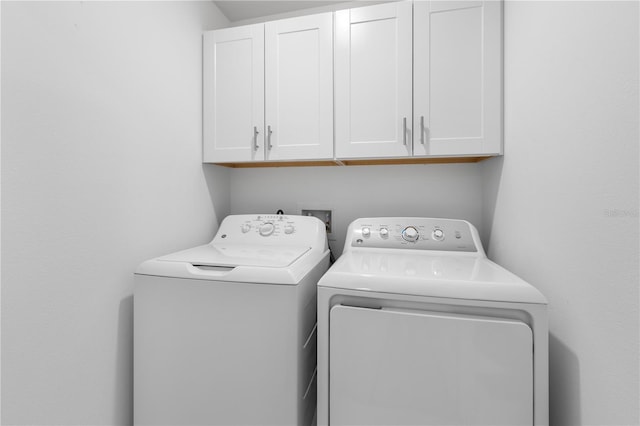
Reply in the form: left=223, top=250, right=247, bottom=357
left=157, top=243, right=312, bottom=268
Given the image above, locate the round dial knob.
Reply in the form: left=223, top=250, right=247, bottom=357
left=284, top=224, right=295, bottom=234
left=362, top=227, right=371, bottom=237
left=402, top=226, right=419, bottom=242
left=241, top=224, right=251, bottom=233
left=379, top=227, right=389, bottom=238
left=432, top=228, right=445, bottom=241
left=259, top=222, right=275, bottom=237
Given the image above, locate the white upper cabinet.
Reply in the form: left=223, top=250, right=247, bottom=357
left=203, top=25, right=264, bottom=163
left=203, top=1, right=503, bottom=166
left=413, top=1, right=503, bottom=156
left=265, top=13, right=334, bottom=161
left=204, top=13, right=333, bottom=163
left=335, top=2, right=413, bottom=159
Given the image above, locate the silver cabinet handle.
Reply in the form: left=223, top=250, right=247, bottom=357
left=420, top=116, right=430, bottom=145
left=253, top=126, right=260, bottom=151
left=403, top=117, right=407, bottom=146
left=267, top=125, right=273, bottom=150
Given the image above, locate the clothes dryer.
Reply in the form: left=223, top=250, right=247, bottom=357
left=317, top=217, right=548, bottom=426
left=135, top=214, right=329, bottom=426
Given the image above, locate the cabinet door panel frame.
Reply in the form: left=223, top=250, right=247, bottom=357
left=265, top=13, right=334, bottom=161
left=335, top=1, right=413, bottom=159
left=203, top=25, right=265, bottom=163
left=413, top=0, right=502, bottom=157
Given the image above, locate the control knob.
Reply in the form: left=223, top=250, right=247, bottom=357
left=379, top=227, right=389, bottom=239
left=402, top=226, right=419, bottom=242
left=362, top=227, right=371, bottom=237
left=284, top=224, right=295, bottom=235
left=432, top=228, right=445, bottom=241
left=241, top=224, right=251, bottom=233
left=259, top=222, right=275, bottom=237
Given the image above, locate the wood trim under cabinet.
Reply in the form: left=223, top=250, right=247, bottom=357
left=212, top=156, right=494, bottom=168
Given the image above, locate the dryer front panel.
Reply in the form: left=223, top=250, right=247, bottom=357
left=329, top=305, right=533, bottom=426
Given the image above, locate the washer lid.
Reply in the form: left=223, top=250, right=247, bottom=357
left=318, top=250, right=547, bottom=304
left=158, top=243, right=312, bottom=268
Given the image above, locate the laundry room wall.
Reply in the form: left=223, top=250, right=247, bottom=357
left=1, top=2, right=230, bottom=424
left=229, top=163, right=484, bottom=258
left=482, top=1, right=639, bottom=425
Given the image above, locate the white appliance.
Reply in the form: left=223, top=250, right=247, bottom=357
left=134, top=214, right=329, bottom=426
left=317, top=217, right=548, bottom=426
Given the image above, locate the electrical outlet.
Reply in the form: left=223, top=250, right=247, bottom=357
left=301, top=209, right=332, bottom=233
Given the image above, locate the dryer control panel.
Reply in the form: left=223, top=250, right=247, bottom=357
left=346, top=217, right=481, bottom=253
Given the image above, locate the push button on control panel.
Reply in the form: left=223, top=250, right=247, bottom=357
left=379, top=227, right=389, bottom=239
left=432, top=228, right=445, bottom=241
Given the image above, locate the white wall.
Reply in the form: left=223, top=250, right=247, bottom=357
left=1, top=2, right=230, bottom=424
left=483, top=1, right=639, bottom=425
left=230, top=163, right=484, bottom=257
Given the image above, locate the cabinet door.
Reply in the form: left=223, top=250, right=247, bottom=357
left=414, top=1, right=503, bottom=156
left=203, top=25, right=264, bottom=163
left=265, top=14, right=333, bottom=161
left=335, top=2, right=413, bottom=159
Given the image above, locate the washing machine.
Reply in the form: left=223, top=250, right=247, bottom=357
left=317, top=217, right=548, bottom=426
left=134, top=214, right=329, bottom=426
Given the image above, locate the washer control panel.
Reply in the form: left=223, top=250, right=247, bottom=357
left=348, top=218, right=478, bottom=252
left=212, top=214, right=327, bottom=246
left=236, top=215, right=296, bottom=238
